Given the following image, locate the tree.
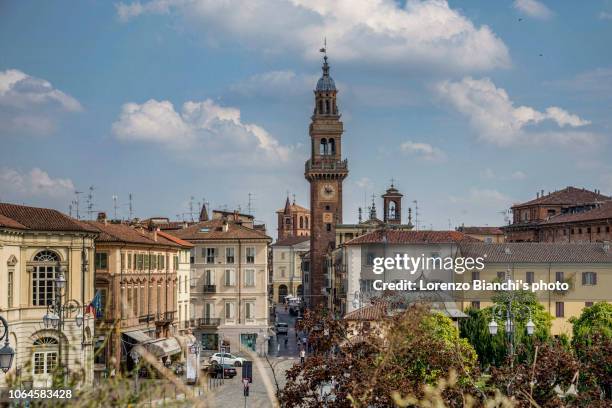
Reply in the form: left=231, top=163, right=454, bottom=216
left=279, top=304, right=480, bottom=407
left=460, top=290, right=552, bottom=368
left=570, top=302, right=612, bottom=357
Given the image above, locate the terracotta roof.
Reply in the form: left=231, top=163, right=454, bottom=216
left=157, top=230, right=194, bottom=248
left=168, top=219, right=271, bottom=241
left=344, top=303, right=387, bottom=321
left=541, top=201, right=612, bottom=225
left=271, top=236, right=310, bottom=247
left=459, top=242, right=612, bottom=263
left=457, top=226, right=504, bottom=235
left=84, top=221, right=182, bottom=247
left=344, top=230, right=479, bottom=246
left=513, top=187, right=609, bottom=208
left=0, top=203, right=98, bottom=233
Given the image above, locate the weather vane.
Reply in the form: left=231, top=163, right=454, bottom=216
left=319, top=37, right=327, bottom=58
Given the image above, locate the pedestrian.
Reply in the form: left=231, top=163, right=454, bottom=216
left=284, top=337, right=288, bottom=348
left=300, top=348, right=305, bottom=365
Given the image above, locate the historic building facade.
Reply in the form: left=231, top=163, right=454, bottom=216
left=503, top=187, right=611, bottom=242
left=305, top=53, right=348, bottom=307
left=276, top=197, right=310, bottom=240
left=458, top=242, right=612, bottom=335
left=271, top=236, right=309, bottom=303
left=169, top=215, right=271, bottom=355
left=0, top=203, right=98, bottom=387
left=87, top=217, right=190, bottom=379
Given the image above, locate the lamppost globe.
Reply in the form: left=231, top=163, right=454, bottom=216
left=43, top=312, right=59, bottom=329
left=56, top=272, right=66, bottom=290
left=526, top=319, right=535, bottom=336
left=75, top=311, right=84, bottom=328
left=0, top=342, right=14, bottom=373
left=488, top=319, right=498, bottom=335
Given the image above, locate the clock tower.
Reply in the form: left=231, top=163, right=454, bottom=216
left=305, top=52, right=348, bottom=307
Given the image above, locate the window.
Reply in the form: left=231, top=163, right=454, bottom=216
left=174, top=255, right=178, bottom=270
left=245, top=269, right=255, bottom=287
left=178, top=276, right=182, bottom=294
left=151, top=254, right=157, bottom=269
left=497, top=271, right=506, bottom=280
left=471, top=301, right=480, bottom=310
left=128, top=253, right=132, bottom=269
left=8, top=268, right=14, bottom=308
left=555, top=271, right=564, bottom=283
left=95, top=252, right=108, bottom=269
left=136, top=254, right=143, bottom=270
left=326, top=223, right=332, bottom=232
left=471, top=271, right=480, bottom=282
left=226, top=247, right=235, bottom=264
left=127, top=285, right=133, bottom=316
left=184, top=276, right=187, bottom=293
left=555, top=302, right=565, bottom=318
left=206, top=248, right=216, bottom=264
left=225, top=302, right=235, bottom=320
left=280, top=267, right=286, bottom=278
left=121, top=253, right=125, bottom=270
left=582, top=272, right=597, bottom=285
left=32, top=250, right=60, bottom=306
left=204, top=269, right=214, bottom=286
left=204, top=302, right=214, bottom=318
left=597, top=227, right=601, bottom=233
left=245, top=301, right=255, bottom=320
left=305, top=217, right=309, bottom=228
left=132, top=286, right=138, bottom=317
left=224, top=269, right=236, bottom=286
left=159, top=254, right=165, bottom=269
left=246, top=247, right=255, bottom=263
left=32, top=337, right=59, bottom=375
left=140, top=285, right=145, bottom=316
left=366, top=253, right=375, bottom=265
left=144, top=254, right=150, bottom=269
left=157, top=284, right=161, bottom=314
left=526, top=271, right=534, bottom=284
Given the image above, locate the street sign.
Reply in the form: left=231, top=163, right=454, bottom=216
left=241, top=360, right=253, bottom=383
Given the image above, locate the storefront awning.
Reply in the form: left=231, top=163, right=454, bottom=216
left=146, top=337, right=182, bottom=358
left=123, top=330, right=154, bottom=344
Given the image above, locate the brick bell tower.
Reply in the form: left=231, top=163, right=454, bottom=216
left=305, top=50, right=348, bottom=308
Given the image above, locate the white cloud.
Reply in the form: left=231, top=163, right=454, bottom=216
left=230, top=70, right=316, bottom=99
left=116, top=0, right=510, bottom=72
left=112, top=98, right=293, bottom=165
left=514, top=0, right=553, bottom=19
left=436, top=77, right=596, bottom=147
left=0, top=167, right=75, bottom=199
left=510, top=170, right=527, bottom=180
left=0, top=69, right=82, bottom=136
left=450, top=188, right=511, bottom=205
left=599, top=11, right=612, bottom=20
left=355, top=177, right=374, bottom=189
left=400, top=140, right=446, bottom=161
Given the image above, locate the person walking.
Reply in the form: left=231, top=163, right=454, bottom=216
left=300, top=348, right=306, bottom=365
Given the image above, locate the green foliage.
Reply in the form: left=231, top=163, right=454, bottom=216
left=570, top=302, right=612, bottom=356
left=460, top=290, right=552, bottom=368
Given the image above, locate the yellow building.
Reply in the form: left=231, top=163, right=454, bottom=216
left=0, top=203, right=98, bottom=387
left=271, top=236, right=309, bottom=303
left=458, top=242, right=612, bottom=335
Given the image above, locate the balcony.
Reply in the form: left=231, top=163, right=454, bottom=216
left=155, top=311, right=176, bottom=324
left=203, top=284, right=216, bottom=293
left=305, top=159, right=348, bottom=172
left=190, top=317, right=221, bottom=328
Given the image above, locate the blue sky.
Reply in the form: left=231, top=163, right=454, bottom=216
left=1, top=0, right=611, bottom=235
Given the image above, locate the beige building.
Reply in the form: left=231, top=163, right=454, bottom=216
left=169, top=216, right=271, bottom=355
left=0, top=203, right=98, bottom=387
left=86, top=219, right=191, bottom=378
left=271, top=236, right=309, bottom=303
left=458, top=242, right=612, bottom=335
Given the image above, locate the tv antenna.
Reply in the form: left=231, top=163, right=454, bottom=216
left=412, top=200, right=419, bottom=231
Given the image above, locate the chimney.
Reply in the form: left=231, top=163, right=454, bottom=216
left=97, top=212, right=107, bottom=224
left=153, top=227, right=158, bottom=242
left=222, top=218, right=229, bottom=232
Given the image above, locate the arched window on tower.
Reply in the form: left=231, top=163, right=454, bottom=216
left=328, top=138, right=335, bottom=155
left=318, top=100, right=324, bottom=115
left=325, top=99, right=330, bottom=114
left=320, top=138, right=328, bottom=155
left=388, top=201, right=396, bottom=220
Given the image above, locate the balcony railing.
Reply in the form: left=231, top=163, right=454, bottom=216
left=203, top=284, right=216, bottom=293
left=305, top=159, right=348, bottom=172
left=155, top=311, right=176, bottom=323
left=190, top=317, right=221, bottom=327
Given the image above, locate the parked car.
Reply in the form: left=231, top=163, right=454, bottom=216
left=209, top=352, right=246, bottom=367
left=275, top=322, right=289, bottom=334
left=207, top=362, right=237, bottom=378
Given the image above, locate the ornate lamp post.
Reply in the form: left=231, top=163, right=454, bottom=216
left=42, top=269, right=86, bottom=378
left=0, top=316, right=15, bottom=373
left=488, top=298, right=535, bottom=364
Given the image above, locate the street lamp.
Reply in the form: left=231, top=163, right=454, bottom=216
left=487, top=318, right=498, bottom=335
left=488, top=301, right=535, bottom=362
left=56, top=272, right=66, bottom=290
left=0, top=316, right=15, bottom=373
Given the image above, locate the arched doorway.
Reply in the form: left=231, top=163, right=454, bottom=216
left=278, top=284, right=288, bottom=303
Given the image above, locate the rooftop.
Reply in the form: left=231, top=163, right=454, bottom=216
left=541, top=200, right=612, bottom=225
left=84, top=221, right=183, bottom=247
left=457, top=226, right=504, bottom=235
left=168, top=219, right=271, bottom=241
left=513, top=187, right=609, bottom=208
left=271, top=236, right=310, bottom=247
left=459, top=242, right=612, bottom=263
left=0, top=203, right=98, bottom=233
left=344, top=230, right=478, bottom=246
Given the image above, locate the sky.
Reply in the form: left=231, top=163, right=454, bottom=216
left=1, top=0, right=612, bottom=237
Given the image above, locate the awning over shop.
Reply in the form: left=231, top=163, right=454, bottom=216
left=123, top=330, right=154, bottom=344
left=146, top=337, right=182, bottom=358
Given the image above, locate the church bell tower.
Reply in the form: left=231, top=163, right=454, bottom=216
left=305, top=50, right=348, bottom=307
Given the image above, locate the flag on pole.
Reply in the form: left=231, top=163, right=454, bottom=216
left=87, top=289, right=103, bottom=319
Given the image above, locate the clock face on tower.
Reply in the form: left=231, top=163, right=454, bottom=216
left=320, top=183, right=336, bottom=201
